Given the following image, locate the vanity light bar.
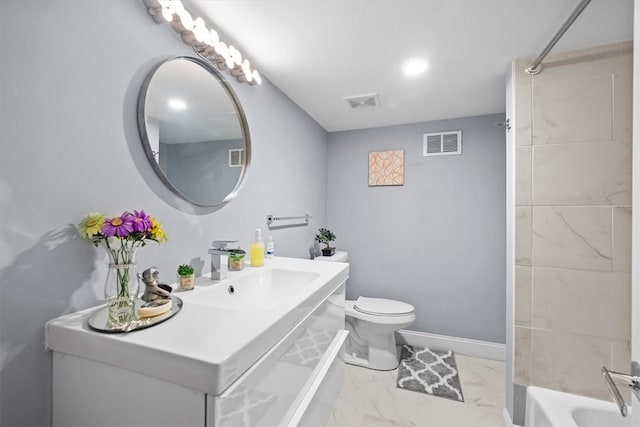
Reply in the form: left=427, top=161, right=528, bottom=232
left=143, top=0, right=262, bottom=85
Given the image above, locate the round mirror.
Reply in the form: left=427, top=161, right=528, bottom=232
left=138, top=56, right=251, bottom=207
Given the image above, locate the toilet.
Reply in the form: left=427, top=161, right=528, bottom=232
left=315, top=251, right=416, bottom=370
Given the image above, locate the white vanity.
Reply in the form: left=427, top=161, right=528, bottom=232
left=46, top=257, right=348, bottom=427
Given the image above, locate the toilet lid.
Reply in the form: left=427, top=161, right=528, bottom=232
left=354, top=297, right=415, bottom=316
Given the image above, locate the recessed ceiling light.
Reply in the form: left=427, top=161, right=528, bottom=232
left=168, top=98, right=187, bottom=110
left=402, top=58, right=429, bottom=77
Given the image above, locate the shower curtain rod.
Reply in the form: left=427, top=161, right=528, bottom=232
left=525, top=0, right=592, bottom=75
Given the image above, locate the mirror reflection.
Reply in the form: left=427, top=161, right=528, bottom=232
left=138, top=56, right=250, bottom=207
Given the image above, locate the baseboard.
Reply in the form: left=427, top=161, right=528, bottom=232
left=502, top=408, right=513, bottom=427
left=395, top=330, right=505, bottom=361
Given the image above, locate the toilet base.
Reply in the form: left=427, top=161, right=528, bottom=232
left=343, top=299, right=416, bottom=371
left=342, top=352, right=400, bottom=371
left=343, top=337, right=401, bottom=371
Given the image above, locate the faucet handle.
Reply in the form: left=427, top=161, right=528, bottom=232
left=601, top=365, right=640, bottom=418
left=211, top=240, right=240, bottom=250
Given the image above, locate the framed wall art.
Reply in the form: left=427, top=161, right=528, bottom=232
left=368, top=150, right=404, bottom=186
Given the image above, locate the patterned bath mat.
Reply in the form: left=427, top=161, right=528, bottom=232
left=396, top=345, right=464, bottom=402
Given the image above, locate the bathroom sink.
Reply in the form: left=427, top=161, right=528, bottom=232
left=183, top=268, right=320, bottom=311
left=46, top=257, right=349, bottom=396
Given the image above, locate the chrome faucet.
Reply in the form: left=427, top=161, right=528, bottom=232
left=601, top=363, right=640, bottom=417
left=208, top=240, right=240, bottom=280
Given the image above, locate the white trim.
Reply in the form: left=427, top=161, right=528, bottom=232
left=632, top=0, right=640, bottom=370
left=502, top=408, right=513, bottom=427
left=505, top=60, right=517, bottom=422
left=396, top=330, right=505, bottom=361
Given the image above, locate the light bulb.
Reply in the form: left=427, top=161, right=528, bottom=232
left=224, top=53, right=235, bottom=70
left=192, top=18, right=209, bottom=44
left=241, top=59, right=252, bottom=76
left=168, top=0, right=184, bottom=14
left=215, top=41, right=228, bottom=57
left=161, top=6, right=174, bottom=22
left=176, top=10, right=193, bottom=32
left=252, top=70, right=262, bottom=85
left=208, top=29, right=219, bottom=46
left=228, top=46, right=242, bottom=67
left=240, top=60, right=253, bottom=82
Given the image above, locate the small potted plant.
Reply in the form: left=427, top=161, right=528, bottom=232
left=315, top=227, right=337, bottom=257
left=228, top=251, right=246, bottom=271
left=177, top=264, right=195, bottom=291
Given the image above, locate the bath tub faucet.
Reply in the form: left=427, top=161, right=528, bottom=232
left=601, top=363, right=640, bottom=417
left=208, top=240, right=240, bottom=280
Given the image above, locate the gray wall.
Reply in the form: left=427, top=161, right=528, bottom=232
left=327, top=114, right=506, bottom=344
left=0, top=1, right=328, bottom=426
left=163, top=139, right=243, bottom=205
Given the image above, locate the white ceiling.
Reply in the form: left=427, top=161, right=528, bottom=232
left=184, top=0, right=633, bottom=132
left=146, top=58, right=243, bottom=143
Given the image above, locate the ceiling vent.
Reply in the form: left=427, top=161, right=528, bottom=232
left=344, top=93, right=380, bottom=109
left=423, top=131, right=462, bottom=157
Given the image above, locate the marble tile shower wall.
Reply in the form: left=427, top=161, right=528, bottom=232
left=513, top=41, right=633, bottom=401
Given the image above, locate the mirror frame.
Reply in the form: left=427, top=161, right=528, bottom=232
left=137, top=56, right=252, bottom=207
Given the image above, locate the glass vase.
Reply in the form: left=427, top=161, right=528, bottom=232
left=105, top=262, right=138, bottom=327
left=104, top=245, right=138, bottom=328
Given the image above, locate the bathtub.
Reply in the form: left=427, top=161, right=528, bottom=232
left=525, top=386, right=633, bottom=427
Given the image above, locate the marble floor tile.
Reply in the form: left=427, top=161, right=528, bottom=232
left=328, top=355, right=506, bottom=427
left=416, top=396, right=505, bottom=427
left=455, top=355, right=505, bottom=412
left=336, top=364, right=419, bottom=426
left=360, top=414, right=415, bottom=427
left=326, top=395, right=365, bottom=427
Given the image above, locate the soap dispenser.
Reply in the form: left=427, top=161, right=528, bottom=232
left=266, top=235, right=274, bottom=258
left=250, top=229, right=265, bottom=267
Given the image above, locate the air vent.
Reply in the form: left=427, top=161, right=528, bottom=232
left=229, top=148, right=244, bottom=167
left=423, top=131, right=462, bottom=157
left=344, top=93, right=380, bottom=109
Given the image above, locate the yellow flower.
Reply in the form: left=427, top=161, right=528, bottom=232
left=79, top=213, right=105, bottom=238
left=149, top=216, right=167, bottom=242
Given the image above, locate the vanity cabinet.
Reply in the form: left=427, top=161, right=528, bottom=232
left=208, top=288, right=347, bottom=426
left=47, top=258, right=348, bottom=427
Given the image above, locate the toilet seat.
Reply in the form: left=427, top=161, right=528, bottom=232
left=354, top=297, right=415, bottom=317
left=346, top=300, right=416, bottom=325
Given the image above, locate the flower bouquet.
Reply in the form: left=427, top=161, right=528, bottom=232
left=79, top=210, right=167, bottom=326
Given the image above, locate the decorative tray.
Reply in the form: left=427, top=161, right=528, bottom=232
left=88, top=296, right=183, bottom=334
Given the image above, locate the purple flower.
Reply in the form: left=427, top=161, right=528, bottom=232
left=131, top=210, right=152, bottom=233
left=101, top=214, right=134, bottom=238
